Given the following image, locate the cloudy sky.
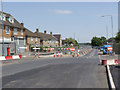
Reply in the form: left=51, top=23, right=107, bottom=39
left=1, top=2, right=118, bottom=43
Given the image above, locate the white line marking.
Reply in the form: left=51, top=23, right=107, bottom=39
left=107, top=65, right=115, bottom=89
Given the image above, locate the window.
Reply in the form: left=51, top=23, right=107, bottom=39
left=14, top=28, right=17, bottom=35
left=9, top=17, right=14, bottom=23
left=0, top=13, right=6, bottom=21
left=35, top=37, right=37, bottom=41
left=21, top=30, right=23, bottom=35
left=31, top=37, right=33, bottom=41
left=5, top=26, right=10, bottom=34
left=6, top=17, right=9, bottom=21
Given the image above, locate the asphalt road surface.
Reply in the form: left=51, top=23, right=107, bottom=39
left=2, top=49, right=108, bottom=88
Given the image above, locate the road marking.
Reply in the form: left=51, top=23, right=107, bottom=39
left=107, top=65, right=115, bottom=89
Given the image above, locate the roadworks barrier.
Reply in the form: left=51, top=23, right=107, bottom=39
left=102, top=59, right=120, bottom=65
left=0, top=55, right=22, bottom=60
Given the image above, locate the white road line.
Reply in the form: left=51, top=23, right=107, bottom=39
left=107, top=65, right=116, bottom=89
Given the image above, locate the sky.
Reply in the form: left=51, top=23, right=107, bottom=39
left=1, top=2, right=118, bottom=43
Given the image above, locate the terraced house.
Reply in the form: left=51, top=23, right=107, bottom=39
left=35, top=29, right=59, bottom=47
left=53, top=34, right=62, bottom=47
left=0, top=11, right=26, bottom=56
left=25, top=28, right=40, bottom=52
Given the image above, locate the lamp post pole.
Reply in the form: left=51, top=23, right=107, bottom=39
left=101, top=15, right=114, bottom=45
left=1, top=0, right=4, bottom=56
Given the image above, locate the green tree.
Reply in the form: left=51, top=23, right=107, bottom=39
left=115, top=31, right=120, bottom=43
left=100, top=36, right=107, bottom=45
left=91, top=37, right=102, bottom=46
left=65, top=38, right=78, bottom=46
left=108, top=37, right=115, bottom=43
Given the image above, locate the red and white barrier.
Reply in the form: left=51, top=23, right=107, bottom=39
left=0, top=55, right=22, bottom=60
left=102, top=59, right=120, bottom=65
left=43, top=48, right=54, bottom=51
left=61, top=48, right=70, bottom=50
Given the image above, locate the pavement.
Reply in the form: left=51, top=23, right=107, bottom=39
left=2, top=49, right=108, bottom=88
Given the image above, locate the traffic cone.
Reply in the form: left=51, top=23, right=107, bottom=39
left=54, top=55, right=56, bottom=57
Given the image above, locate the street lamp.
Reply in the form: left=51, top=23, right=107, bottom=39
left=101, top=15, right=114, bottom=45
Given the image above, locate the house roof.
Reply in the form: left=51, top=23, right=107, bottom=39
left=25, top=29, right=40, bottom=37
left=53, top=34, right=61, bottom=40
left=35, top=32, right=58, bottom=41
left=0, top=11, right=25, bottom=29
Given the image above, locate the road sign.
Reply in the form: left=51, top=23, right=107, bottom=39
left=107, top=47, right=112, bottom=51
left=70, top=47, right=75, bottom=52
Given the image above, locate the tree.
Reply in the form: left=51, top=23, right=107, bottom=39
left=100, top=36, right=107, bottom=45
left=65, top=38, right=78, bottom=46
left=91, top=37, right=102, bottom=46
left=115, top=31, right=120, bottom=43
left=108, top=37, right=115, bottom=43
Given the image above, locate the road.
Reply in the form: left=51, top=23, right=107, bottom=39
left=2, top=49, right=108, bottom=88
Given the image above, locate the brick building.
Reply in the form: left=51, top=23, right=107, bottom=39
left=25, top=28, right=40, bottom=51
left=0, top=11, right=26, bottom=55
left=35, top=29, right=59, bottom=47
left=53, top=34, right=62, bottom=47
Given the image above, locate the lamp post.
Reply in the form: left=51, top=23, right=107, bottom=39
left=1, top=0, right=4, bottom=56
left=101, top=15, right=114, bottom=45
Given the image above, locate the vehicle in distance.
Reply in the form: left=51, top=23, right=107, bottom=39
left=103, top=45, right=112, bottom=54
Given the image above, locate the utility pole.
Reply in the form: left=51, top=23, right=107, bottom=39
left=1, top=0, right=4, bottom=56
left=101, top=15, right=114, bottom=45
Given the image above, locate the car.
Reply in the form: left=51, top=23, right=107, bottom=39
left=100, top=47, right=104, bottom=51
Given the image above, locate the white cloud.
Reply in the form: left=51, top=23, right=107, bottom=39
left=55, top=10, right=72, bottom=14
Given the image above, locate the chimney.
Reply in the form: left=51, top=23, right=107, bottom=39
left=50, top=32, right=52, bottom=35
left=44, top=30, right=46, bottom=34
left=36, top=28, right=39, bottom=33
left=21, top=23, right=24, bottom=27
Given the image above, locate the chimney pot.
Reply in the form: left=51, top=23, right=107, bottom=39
left=50, top=32, right=52, bottom=35
left=21, top=23, right=24, bottom=27
left=44, top=30, right=46, bottom=34
left=36, top=28, right=39, bottom=33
